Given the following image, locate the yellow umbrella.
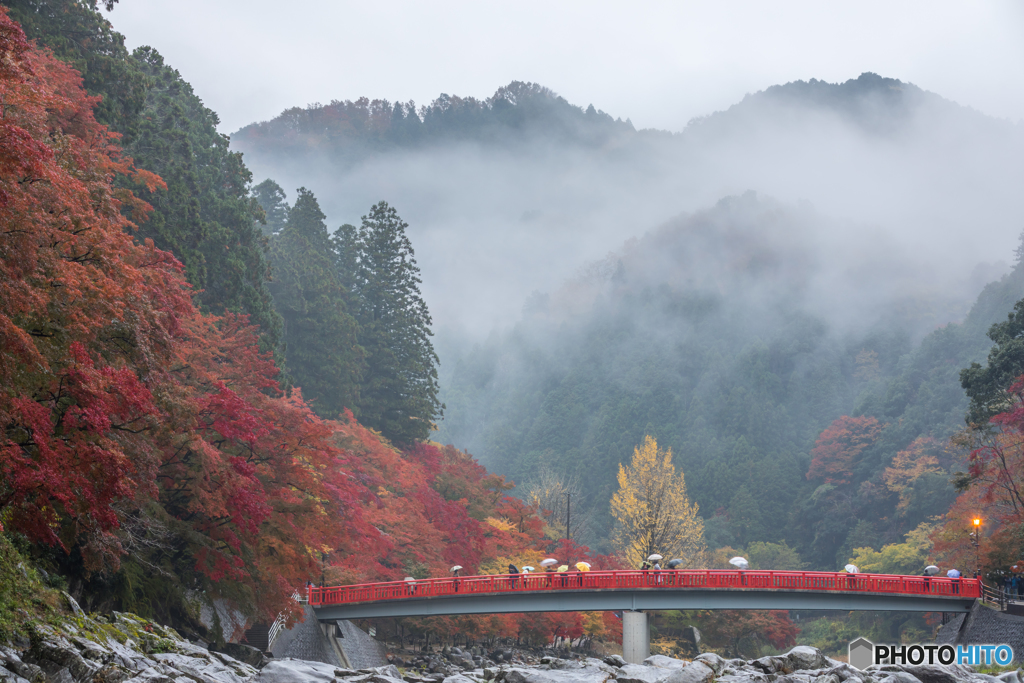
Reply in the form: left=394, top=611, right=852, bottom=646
left=557, top=564, right=569, bottom=572
left=575, top=562, right=591, bottom=572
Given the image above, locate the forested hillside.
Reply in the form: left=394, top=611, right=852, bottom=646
left=436, top=193, right=1024, bottom=568
left=230, top=71, right=1023, bottom=342
left=4, top=0, right=1024, bottom=659
left=0, top=2, right=616, bottom=649
left=234, top=80, right=637, bottom=165
left=232, top=66, right=1023, bottom=573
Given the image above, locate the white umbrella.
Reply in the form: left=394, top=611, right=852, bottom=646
left=947, top=569, right=961, bottom=579
left=729, top=557, right=749, bottom=570
left=404, top=576, right=416, bottom=582
left=925, top=565, right=939, bottom=576
left=540, top=558, right=559, bottom=567
left=844, top=564, right=859, bottom=574
left=648, top=554, right=664, bottom=562
left=450, top=565, right=463, bottom=573
left=522, top=566, right=535, bottom=572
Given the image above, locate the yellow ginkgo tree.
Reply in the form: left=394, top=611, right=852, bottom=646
left=610, top=435, right=708, bottom=569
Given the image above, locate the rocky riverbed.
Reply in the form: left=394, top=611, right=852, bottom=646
left=1, top=606, right=1020, bottom=683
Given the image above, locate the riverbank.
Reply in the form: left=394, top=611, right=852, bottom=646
left=2, top=604, right=1021, bottom=683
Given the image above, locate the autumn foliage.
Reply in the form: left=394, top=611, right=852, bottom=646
left=806, top=415, right=881, bottom=485
left=0, top=10, right=176, bottom=555
left=0, top=11, right=618, bottom=647
left=933, top=376, right=1024, bottom=574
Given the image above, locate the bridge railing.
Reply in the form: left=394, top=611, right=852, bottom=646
left=307, top=570, right=981, bottom=606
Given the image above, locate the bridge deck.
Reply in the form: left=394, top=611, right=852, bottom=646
left=309, top=570, right=980, bottom=620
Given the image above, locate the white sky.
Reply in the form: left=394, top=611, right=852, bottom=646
left=103, top=1, right=1024, bottom=135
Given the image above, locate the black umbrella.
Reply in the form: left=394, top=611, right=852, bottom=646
left=508, top=564, right=519, bottom=574
left=667, top=559, right=684, bottom=569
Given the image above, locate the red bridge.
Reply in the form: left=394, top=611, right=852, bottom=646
left=309, top=569, right=979, bottom=617
left=308, top=570, right=979, bottom=664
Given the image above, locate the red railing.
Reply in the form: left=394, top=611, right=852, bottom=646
left=307, top=570, right=981, bottom=606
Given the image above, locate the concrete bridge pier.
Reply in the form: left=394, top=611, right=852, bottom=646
left=622, top=610, right=650, bottom=664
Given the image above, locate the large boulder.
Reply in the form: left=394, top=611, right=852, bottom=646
left=692, top=654, right=726, bottom=676
left=25, top=633, right=103, bottom=683
left=369, top=665, right=405, bottom=680
left=215, top=644, right=266, bottom=669
left=504, top=664, right=614, bottom=683
left=751, top=657, right=786, bottom=675
left=643, top=657, right=686, bottom=670
left=151, top=651, right=257, bottom=683
left=871, top=672, right=923, bottom=683
left=717, top=671, right=770, bottom=683
left=257, top=658, right=337, bottom=683
left=617, top=663, right=674, bottom=683
left=0, top=648, right=43, bottom=683
left=677, top=628, right=702, bottom=659
left=784, top=647, right=830, bottom=672
left=663, top=663, right=715, bottom=683
left=820, top=663, right=865, bottom=682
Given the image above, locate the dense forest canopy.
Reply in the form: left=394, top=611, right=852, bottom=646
left=4, top=0, right=1024, bottom=659
left=436, top=193, right=1024, bottom=569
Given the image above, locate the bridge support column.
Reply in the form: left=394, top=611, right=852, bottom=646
left=622, top=610, right=649, bottom=664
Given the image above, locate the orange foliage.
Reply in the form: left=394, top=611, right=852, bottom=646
left=883, top=437, right=946, bottom=512
left=807, top=415, right=882, bottom=485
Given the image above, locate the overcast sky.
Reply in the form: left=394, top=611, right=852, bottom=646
left=104, top=1, right=1024, bottom=135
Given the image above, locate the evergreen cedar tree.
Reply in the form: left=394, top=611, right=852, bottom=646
left=961, top=298, right=1024, bottom=426
left=0, top=12, right=619, bottom=648
left=252, top=178, right=289, bottom=237
left=258, top=181, right=442, bottom=446
left=268, top=188, right=362, bottom=419
left=348, top=201, right=442, bottom=446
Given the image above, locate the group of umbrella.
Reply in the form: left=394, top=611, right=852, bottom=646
left=841, top=563, right=962, bottom=579
left=407, top=557, right=964, bottom=583
left=437, top=558, right=595, bottom=581
left=725, top=558, right=963, bottom=579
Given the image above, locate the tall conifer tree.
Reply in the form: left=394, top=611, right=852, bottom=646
left=269, top=188, right=361, bottom=417
left=341, top=202, right=441, bottom=445
left=253, top=179, right=290, bottom=237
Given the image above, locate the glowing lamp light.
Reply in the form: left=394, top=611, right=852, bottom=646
left=973, top=518, right=982, bottom=527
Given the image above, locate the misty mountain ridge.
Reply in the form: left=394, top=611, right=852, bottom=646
left=687, top=72, right=1020, bottom=138
left=234, top=72, right=1016, bottom=158
left=435, top=192, right=1024, bottom=564
left=530, top=192, right=991, bottom=340
left=231, top=72, right=1022, bottom=336
left=232, top=80, right=638, bottom=166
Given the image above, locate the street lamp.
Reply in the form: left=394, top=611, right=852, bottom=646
left=970, top=518, right=982, bottom=578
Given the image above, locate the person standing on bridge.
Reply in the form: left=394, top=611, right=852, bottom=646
left=450, top=565, right=462, bottom=593
left=545, top=565, right=557, bottom=587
